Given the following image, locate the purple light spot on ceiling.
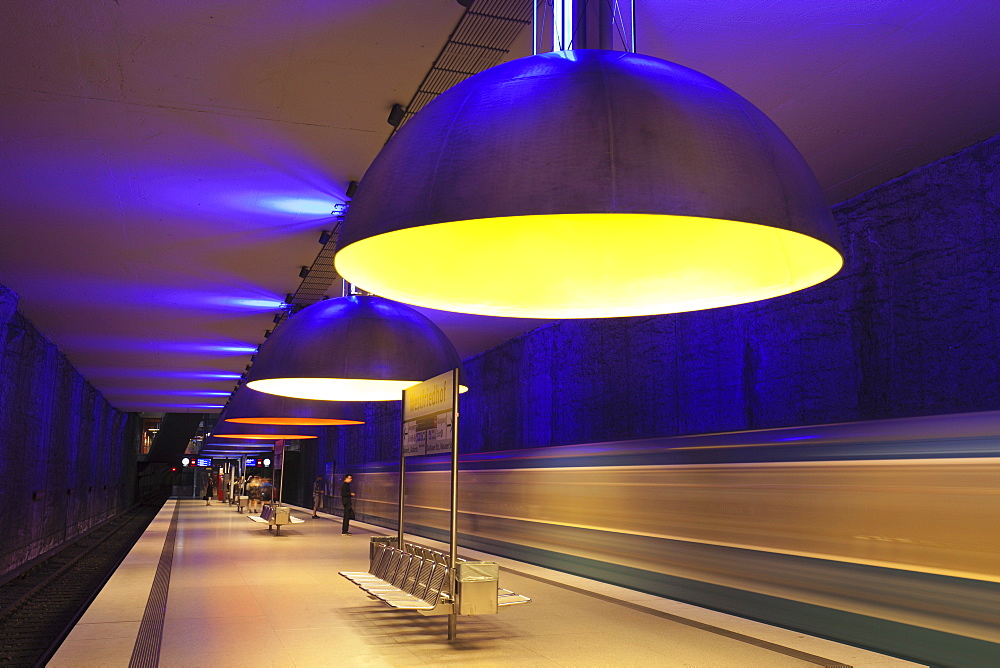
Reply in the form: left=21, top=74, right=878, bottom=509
left=257, top=196, right=341, bottom=216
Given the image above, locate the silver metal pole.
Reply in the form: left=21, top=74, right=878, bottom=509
left=532, top=0, right=537, bottom=55
left=630, top=0, right=636, bottom=53
left=276, top=440, right=285, bottom=508
left=447, top=367, right=460, bottom=641
left=398, top=394, right=406, bottom=548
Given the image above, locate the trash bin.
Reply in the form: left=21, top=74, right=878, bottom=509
left=275, top=506, right=290, bottom=525
left=456, top=561, right=499, bottom=615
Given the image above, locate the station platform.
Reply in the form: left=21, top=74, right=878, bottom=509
left=50, top=499, right=923, bottom=667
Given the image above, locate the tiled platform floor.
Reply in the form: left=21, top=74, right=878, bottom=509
left=49, top=499, right=924, bottom=667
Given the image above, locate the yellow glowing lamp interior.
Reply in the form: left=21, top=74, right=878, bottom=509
left=213, top=433, right=317, bottom=440
left=334, top=214, right=843, bottom=318
left=225, top=417, right=364, bottom=426
left=247, top=378, right=469, bottom=402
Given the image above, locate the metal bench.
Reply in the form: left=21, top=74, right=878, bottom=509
left=339, top=540, right=530, bottom=615
left=247, top=504, right=304, bottom=534
left=341, top=544, right=453, bottom=614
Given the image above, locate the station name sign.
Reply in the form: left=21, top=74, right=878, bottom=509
left=401, top=369, right=456, bottom=457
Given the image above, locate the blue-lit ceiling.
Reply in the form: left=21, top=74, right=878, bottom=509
left=1, top=0, right=998, bottom=412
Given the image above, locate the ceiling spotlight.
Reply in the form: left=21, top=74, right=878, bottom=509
left=387, top=103, right=405, bottom=128
left=318, top=230, right=332, bottom=245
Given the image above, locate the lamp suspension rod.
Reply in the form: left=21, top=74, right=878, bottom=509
left=533, top=0, right=537, bottom=55
left=552, top=0, right=579, bottom=51
left=340, top=279, right=368, bottom=297
left=545, top=0, right=635, bottom=53
left=630, top=0, right=635, bottom=52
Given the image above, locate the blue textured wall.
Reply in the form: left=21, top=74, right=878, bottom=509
left=305, top=134, right=999, bottom=474
left=456, top=134, right=999, bottom=453
left=0, top=285, right=138, bottom=579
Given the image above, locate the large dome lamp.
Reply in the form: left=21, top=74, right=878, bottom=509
left=334, top=4, right=842, bottom=319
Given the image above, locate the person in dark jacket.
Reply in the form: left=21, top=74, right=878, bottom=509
left=341, top=474, right=355, bottom=535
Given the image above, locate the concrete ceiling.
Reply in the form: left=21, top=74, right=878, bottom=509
left=1, top=0, right=998, bottom=413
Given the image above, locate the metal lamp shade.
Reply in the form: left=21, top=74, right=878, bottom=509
left=335, top=49, right=843, bottom=319
left=244, top=295, right=464, bottom=401
left=208, top=421, right=318, bottom=440
left=223, top=386, right=364, bottom=426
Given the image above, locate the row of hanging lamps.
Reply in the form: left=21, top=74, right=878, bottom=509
left=222, top=385, right=364, bottom=426
left=333, top=1, right=843, bottom=319
left=244, top=294, right=465, bottom=402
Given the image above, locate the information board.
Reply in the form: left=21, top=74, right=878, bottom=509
left=401, top=370, right=456, bottom=457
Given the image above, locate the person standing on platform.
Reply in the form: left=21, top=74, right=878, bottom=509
left=341, top=474, right=355, bottom=535
left=248, top=477, right=261, bottom=513
left=312, top=476, right=325, bottom=518
left=204, top=472, right=215, bottom=506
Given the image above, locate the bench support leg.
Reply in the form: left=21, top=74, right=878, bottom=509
left=448, top=613, right=456, bottom=640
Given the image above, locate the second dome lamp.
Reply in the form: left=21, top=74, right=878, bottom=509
left=334, top=3, right=843, bottom=319
left=244, top=295, right=464, bottom=402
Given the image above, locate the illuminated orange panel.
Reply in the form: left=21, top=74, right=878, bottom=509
left=213, top=433, right=317, bottom=440
left=226, top=417, right=364, bottom=426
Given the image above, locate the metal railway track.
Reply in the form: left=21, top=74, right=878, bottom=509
left=0, top=496, right=166, bottom=667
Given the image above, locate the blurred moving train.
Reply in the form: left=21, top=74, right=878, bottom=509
left=356, top=410, right=1000, bottom=666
